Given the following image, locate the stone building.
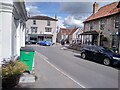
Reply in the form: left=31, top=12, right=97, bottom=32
left=82, top=1, right=120, bottom=52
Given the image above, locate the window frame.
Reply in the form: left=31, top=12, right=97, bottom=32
left=100, top=19, right=106, bottom=30
left=45, top=27, right=52, bottom=32
left=31, top=27, right=38, bottom=33
left=33, top=20, right=36, bottom=25
left=47, top=20, right=51, bottom=26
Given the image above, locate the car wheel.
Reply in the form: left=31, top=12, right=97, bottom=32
left=103, top=58, right=111, bottom=66
left=81, top=53, right=86, bottom=59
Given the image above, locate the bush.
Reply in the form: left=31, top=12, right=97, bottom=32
left=1, top=59, right=28, bottom=88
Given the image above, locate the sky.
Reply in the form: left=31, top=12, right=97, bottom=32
left=25, top=0, right=119, bottom=28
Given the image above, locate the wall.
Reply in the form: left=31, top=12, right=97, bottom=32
left=0, top=12, right=2, bottom=65
left=84, top=15, right=117, bottom=47
left=0, top=1, right=27, bottom=66
left=1, top=4, right=13, bottom=61
left=26, top=19, right=57, bottom=43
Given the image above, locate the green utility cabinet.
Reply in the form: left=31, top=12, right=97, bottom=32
left=20, top=47, right=35, bottom=72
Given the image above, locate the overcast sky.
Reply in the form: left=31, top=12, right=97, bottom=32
left=25, top=1, right=119, bottom=28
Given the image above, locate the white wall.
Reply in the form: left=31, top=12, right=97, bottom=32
left=1, top=12, right=13, bottom=60
left=0, top=12, right=2, bottom=66
left=0, top=2, right=27, bottom=66
left=26, top=19, right=57, bottom=43
left=16, top=22, right=21, bottom=56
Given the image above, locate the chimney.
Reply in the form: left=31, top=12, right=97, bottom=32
left=93, top=2, right=99, bottom=14
left=55, top=14, right=57, bottom=19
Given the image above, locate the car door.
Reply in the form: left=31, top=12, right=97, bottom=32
left=93, top=47, right=104, bottom=62
left=88, top=46, right=96, bottom=60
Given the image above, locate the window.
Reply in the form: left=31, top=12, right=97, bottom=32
left=90, top=22, right=94, bottom=31
left=47, top=20, right=50, bottom=26
left=31, top=27, right=37, bottom=33
left=100, top=19, right=106, bottom=30
left=33, top=20, right=36, bottom=25
left=115, top=16, right=120, bottom=28
left=45, top=27, right=52, bottom=32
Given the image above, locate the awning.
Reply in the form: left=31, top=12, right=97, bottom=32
left=80, top=31, right=99, bottom=35
left=28, top=34, right=53, bottom=37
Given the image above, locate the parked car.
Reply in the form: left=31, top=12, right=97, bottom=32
left=80, top=45, right=120, bottom=66
left=37, top=41, right=52, bottom=46
left=28, top=40, right=37, bottom=44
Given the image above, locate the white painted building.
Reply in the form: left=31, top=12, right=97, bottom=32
left=26, top=16, right=58, bottom=43
left=0, top=1, right=27, bottom=66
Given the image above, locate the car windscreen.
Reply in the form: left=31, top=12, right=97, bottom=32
left=101, top=47, right=114, bottom=53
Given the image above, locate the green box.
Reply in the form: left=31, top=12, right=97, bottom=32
left=20, top=47, right=35, bottom=71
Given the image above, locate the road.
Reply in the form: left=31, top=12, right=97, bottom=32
left=29, top=44, right=119, bottom=88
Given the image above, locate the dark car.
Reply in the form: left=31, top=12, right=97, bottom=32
left=28, top=40, right=37, bottom=44
left=80, top=45, right=120, bottom=66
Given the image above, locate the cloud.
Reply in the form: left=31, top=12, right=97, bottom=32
left=59, top=2, right=93, bottom=28
left=57, top=16, right=66, bottom=28
left=25, top=2, right=47, bottom=16
left=60, top=2, right=93, bottom=16
left=63, top=16, right=84, bottom=28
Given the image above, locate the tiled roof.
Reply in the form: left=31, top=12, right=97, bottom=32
left=60, top=28, right=72, bottom=35
left=84, top=2, right=120, bottom=23
left=28, top=15, right=58, bottom=21
left=69, top=28, right=78, bottom=35
left=60, top=28, right=78, bottom=35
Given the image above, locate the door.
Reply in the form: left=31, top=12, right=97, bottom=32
left=85, top=46, right=95, bottom=59
left=93, top=47, right=104, bottom=62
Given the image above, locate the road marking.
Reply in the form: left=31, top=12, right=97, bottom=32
left=36, top=51, right=87, bottom=89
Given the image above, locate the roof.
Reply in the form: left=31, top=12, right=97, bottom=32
left=84, top=2, right=120, bottom=23
left=60, top=28, right=72, bottom=35
left=69, top=28, right=79, bottom=35
left=80, top=31, right=99, bottom=35
left=60, top=28, right=78, bottom=35
left=28, top=16, right=58, bottom=21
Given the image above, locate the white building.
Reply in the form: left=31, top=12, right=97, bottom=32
left=26, top=16, right=58, bottom=43
left=0, top=1, right=27, bottom=66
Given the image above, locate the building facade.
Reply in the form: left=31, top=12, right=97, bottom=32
left=26, top=16, right=57, bottom=44
left=68, top=28, right=83, bottom=44
left=57, top=28, right=72, bottom=43
left=0, top=1, right=27, bottom=66
left=57, top=28, right=82, bottom=44
left=82, top=2, right=120, bottom=52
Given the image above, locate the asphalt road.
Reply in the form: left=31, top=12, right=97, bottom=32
left=29, top=44, right=119, bottom=88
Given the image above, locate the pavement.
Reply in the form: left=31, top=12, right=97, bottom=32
left=15, top=46, right=82, bottom=88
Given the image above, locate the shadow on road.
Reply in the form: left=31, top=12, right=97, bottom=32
left=74, top=54, right=120, bottom=70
